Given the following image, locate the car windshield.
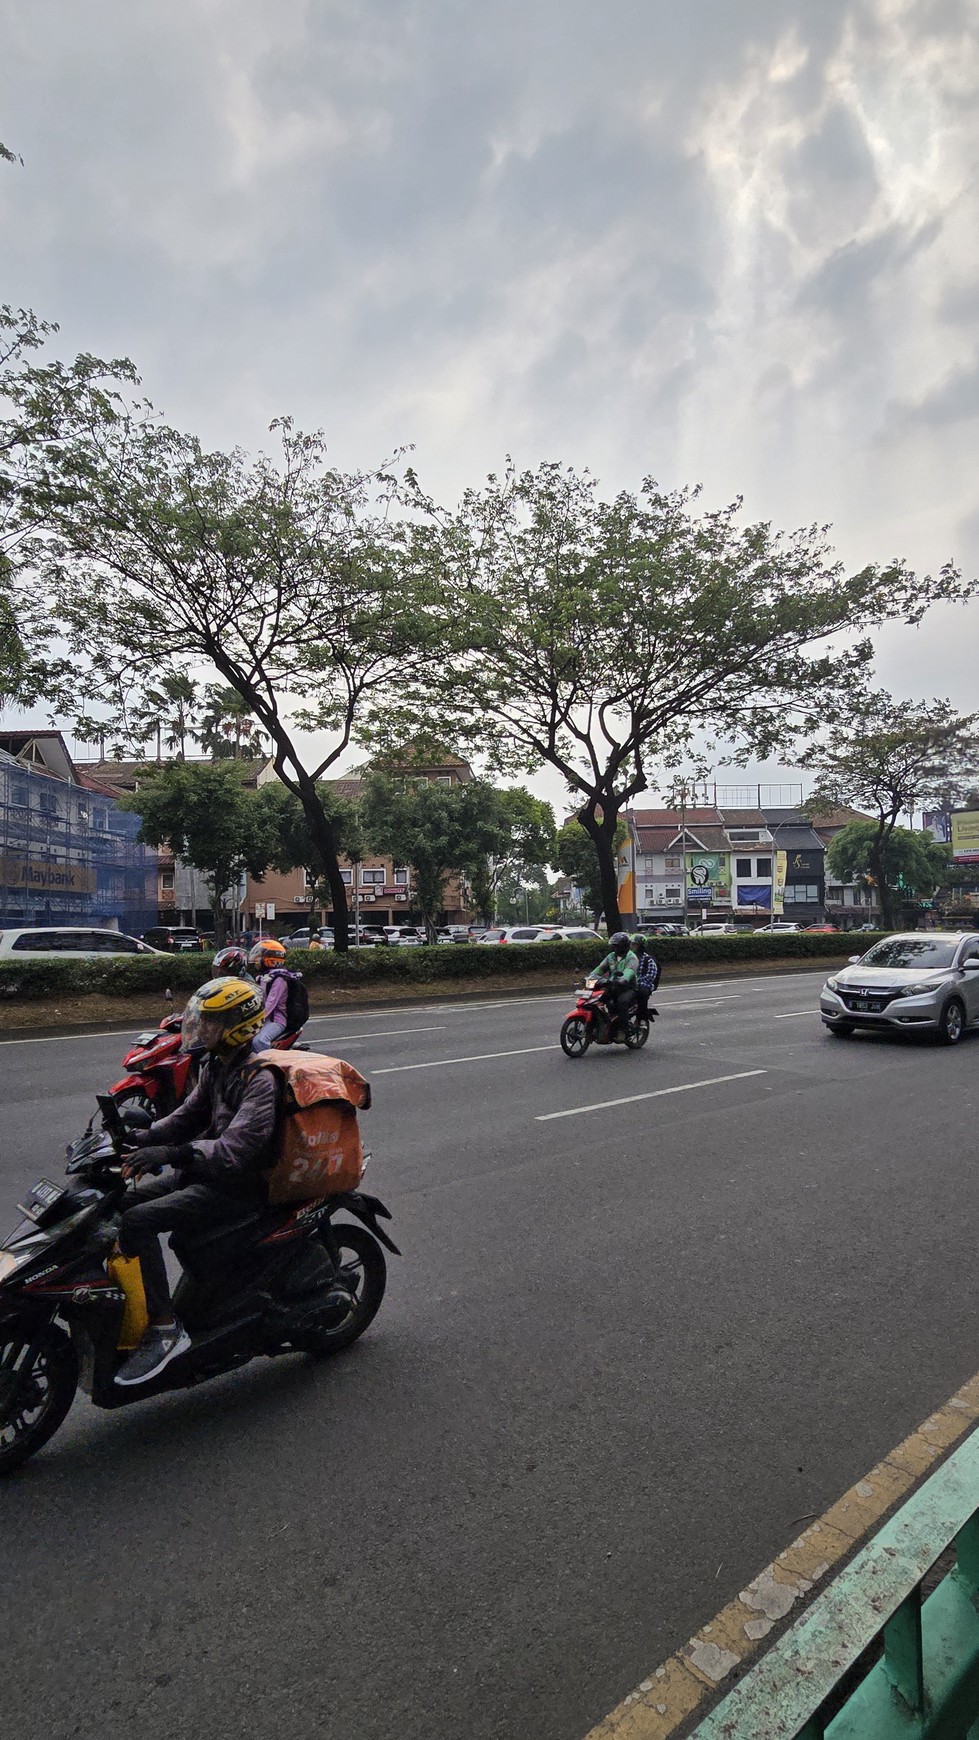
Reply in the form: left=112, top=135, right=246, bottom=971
left=861, top=937, right=958, bottom=971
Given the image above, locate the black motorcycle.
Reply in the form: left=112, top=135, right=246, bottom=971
left=0, top=1094, right=398, bottom=1476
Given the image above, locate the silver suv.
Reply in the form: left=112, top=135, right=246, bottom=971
left=820, top=931, right=979, bottom=1044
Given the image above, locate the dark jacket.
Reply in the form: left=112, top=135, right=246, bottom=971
left=146, top=1049, right=279, bottom=1195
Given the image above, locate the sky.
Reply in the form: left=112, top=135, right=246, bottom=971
left=2, top=0, right=978, bottom=810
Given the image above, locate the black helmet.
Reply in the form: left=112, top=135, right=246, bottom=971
left=610, top=931, right=631, bottom=955
left=213, top=945, right=249, bottom=978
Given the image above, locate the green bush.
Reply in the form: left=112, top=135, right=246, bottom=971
left=0, top=932, right=878, bottom=1003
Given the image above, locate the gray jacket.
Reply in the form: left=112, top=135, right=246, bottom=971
left=147, top=1051, right=278, bottom=1194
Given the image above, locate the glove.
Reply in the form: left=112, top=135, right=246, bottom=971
left=122, top=1143, right=193, bottom=1179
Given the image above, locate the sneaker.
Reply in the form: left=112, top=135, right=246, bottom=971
left=115, top=1323, right=191, bottom=1386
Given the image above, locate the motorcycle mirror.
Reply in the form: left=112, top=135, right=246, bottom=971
left=165, top=986, right=174, bottom=1007
left=119, top=1105, right=153, bottom=1131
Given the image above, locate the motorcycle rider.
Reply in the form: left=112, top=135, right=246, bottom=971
left=630, top=933, right=660, bottom=1017
left=248, top=938, right=297, bottom=1050
left=114, top=977, right=278, bottom=1386
left=593, top=931, right=640, bottom=1032
left=212, top=944, right=257, bottom=985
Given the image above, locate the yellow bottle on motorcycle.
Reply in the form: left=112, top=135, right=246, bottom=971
left=107, top=1251, right=149, bottom=1350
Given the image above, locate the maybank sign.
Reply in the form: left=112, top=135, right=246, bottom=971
left=0, top=855, right=98, bottom=894
left=951, top=811, right=979, bottom=864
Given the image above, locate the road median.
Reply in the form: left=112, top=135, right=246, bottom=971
left=0, top=936, right=867, bottom=1036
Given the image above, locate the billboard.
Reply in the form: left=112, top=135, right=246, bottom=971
left=686, top=852, right=730, bottom=902
left=951, top=810, right=979, bottom=864
left=773, top=850, right=787, bottom=916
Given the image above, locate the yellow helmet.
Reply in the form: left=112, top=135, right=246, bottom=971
left=182, top=976, right=264, bottom=1060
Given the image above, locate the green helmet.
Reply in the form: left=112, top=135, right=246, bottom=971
left=630, top=933, right=645, bottom=952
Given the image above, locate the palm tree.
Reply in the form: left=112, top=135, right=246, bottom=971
left=196, top=684, right=269, bottom=760
left=133, top=673, right=199, bottom=761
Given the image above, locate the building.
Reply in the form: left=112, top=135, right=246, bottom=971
left=0, top=731, right=157, bottom=933
left=619, top=794, right=880, bottom=928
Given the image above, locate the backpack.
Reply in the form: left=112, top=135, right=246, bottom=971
left=251, top=1050, right=372, bottom=1204
left=268, top=967, right=310, bottom=1032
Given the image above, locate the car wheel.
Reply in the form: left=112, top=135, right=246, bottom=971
left=938, top=998, right=966, bottom=1046
left=827, top=1022, right=855, bottom=1038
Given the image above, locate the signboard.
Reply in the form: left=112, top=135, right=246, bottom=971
left=924, top=811, right=950, bottom=843
left=687, top=885, right=712, bottom=903
left=951, top=810, right=979, bottom=864
left=0, top=855, right=97, bottom=895
left=686, top=852, right=730, bottom=902
left=773, top=850, right=787, bottom=916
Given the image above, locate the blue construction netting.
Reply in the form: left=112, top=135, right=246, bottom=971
left=0, top=751, right=158, bottom=934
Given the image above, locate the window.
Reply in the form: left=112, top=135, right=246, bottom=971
left=736, top=858, right=752, bottom=878
left=756, top=857, right=772, bottom=878
left=10, top=778, right=29, bottom=808
left=38, top=787, right=60, bottom=817
left=161, top=870, right=175, bottom=892
left=727, top=830, right=761, bottom=844
left=361, top=868, right=385, bottom=886
left=827, top=885, right=844, bottom=902
left=339, top=868, right=353, bottom=886
left=665, top=886, right=682, bottom=902
left=786, top=883, right=819, bottom=903
left=394, top=868, right=409, bottom=886
left=664, top=855, right=681, bottom=870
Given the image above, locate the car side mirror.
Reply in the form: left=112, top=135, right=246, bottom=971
left=848, top=954, right=861, bottom=964
left=962, top=957, right=979, bottom=970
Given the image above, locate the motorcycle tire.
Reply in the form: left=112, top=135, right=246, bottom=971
left=0, top=1322, right=78, bottom=1477
left=625, top=1014, right=650, bottom=1050
left=299, top=1224, right=387, bottom=1357
left=112, top=1083, right=164, bottom=1119
left=560, top=1015, right=592, bottom=1058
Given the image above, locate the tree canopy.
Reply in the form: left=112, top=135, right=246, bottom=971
left=360, top=776, right=503, bottom=939
left=826, top=820, right=951, bottom=910
left=803, top=693, right=979, bottom=925
left=373, top=462, right=974, bottom=930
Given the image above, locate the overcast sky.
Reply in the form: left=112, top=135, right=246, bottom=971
left=3, top=0, right=978, bottom=804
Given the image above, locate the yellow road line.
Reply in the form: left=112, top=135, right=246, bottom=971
left=582, top=1370, right=979, bottom=1739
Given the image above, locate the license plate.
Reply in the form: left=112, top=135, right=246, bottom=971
left=16, top=1178, right=66, bottom=1222
left=854, top=998, right=882, bottom=1012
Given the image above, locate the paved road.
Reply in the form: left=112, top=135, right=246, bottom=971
left=3, top=969, right=979, bottom=1740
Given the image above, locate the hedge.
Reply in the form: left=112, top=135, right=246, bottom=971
left=0, top=932, right=881, bottom=1003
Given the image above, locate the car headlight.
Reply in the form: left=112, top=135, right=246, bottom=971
left=824, top=977, right=840, bottom=992
left=900, top=982, right=937, bottom=998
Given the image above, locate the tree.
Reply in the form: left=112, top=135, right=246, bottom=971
left=197, top=684, right=270, bottom=760
left=465, top=786, right=556, bottom=923
left=555, top=817, right=628, bottom=923
left=826, top=821, right=951, bottom=914
left=121, top=762, right=279, bottom=945
left=35, top=413, right=444, bottom=951
left=360, top=776, right=502, bottom=940
left=131, top=673, right=199, bottom=761
left=803, top=694, right=979, bottom=927
left=375, top=464, right=974, bottom=931
left=255, top=780, right=363, bottom=928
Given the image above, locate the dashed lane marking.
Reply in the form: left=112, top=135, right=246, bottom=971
left=307, top=1024, right=447, bottom=1043
left=774, top=1010, right=819, bottom=1019
left=374, top=1043, right=560, bottom=1074
left=535, top=1070, right=768, bottom=1122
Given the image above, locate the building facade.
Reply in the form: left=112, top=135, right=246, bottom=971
left=0, top=733, right=157, bottom=933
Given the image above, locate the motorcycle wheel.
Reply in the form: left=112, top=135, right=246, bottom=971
left=299, top=1224, right=387, bottom=1356
left=560, top=1015, right=592, bottom=1058
left=0, top=1323, right=78, bottom=1477
left=625, top=1014, right=650, bottom=1050
left=112, top=1084, right=159, bottom=1119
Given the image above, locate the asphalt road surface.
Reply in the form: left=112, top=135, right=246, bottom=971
left=3, top=968, right=979, bottom=1740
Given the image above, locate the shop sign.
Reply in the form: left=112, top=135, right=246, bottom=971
left=0, top=854, right=97, bottom=895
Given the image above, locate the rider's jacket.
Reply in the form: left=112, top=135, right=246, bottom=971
left=143, top=1049, right=278, bottom=1196
left=596, top=948, right=639, bottom=987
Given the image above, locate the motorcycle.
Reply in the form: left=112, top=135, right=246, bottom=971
left=0, top=1094, right=398, bottom=1476
left=559, top=977, right=655, bottom=1058
left=111, top=1011, right=305, bottom=1117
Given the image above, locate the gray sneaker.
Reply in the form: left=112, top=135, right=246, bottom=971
left=115, top=1323, right=191, bottom=1386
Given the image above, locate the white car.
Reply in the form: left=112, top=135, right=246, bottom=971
left=752, top=922, right=801, bottom=934
left=543, top=926, right=605, bottom=942
left=0, top=926, right=163, bottom=959
left=698, top=922, right=737, bottom=935
left=477, top=925, right=554, bottom=945
left=820, top=931, right=979, bottom=1045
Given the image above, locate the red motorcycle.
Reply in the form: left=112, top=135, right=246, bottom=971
left=111, top=1013, right=305, bottom=1117
left=559, top=978, right=653, bottom=1059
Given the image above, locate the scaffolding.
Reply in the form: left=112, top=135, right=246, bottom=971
left=0, top=752, right=158, bottom=932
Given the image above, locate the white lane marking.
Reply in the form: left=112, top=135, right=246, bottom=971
left=0, top=1029, right=127, bottom=1046
left=535, top=1069, right=768, bottom=1122
left=774, top=1011, right=819, bottom=1019
left=308, top=1024, right=447, bottom=1043
left=656, top=996, right=739, bottom=1010
left=375, top=1044, right=559, bottom=1074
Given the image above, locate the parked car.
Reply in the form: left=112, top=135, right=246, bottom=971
left=436, top=926, right=476, bottom=944
left=752, top=922, right=801, bottom=934
left=0, top=927, right=163, bottom=959
left=697, top=922, right=737, bottom=935
left=543, top=927, right=605, bottom=942
left=141, top=926, right=209, bottom=953
left=804, top=924, right=839, bottom=933
left=478, top=925, right=554, bottom=944
left=638, top=923, right=684, bottom=937
left=820, top=931, right=979, bottom=1045
left=281, top=927, right=334, bottom=949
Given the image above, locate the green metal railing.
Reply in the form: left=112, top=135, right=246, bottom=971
left=693, top=1427, right=979, bottom=1738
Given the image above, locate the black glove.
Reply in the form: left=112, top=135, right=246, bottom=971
left=123, top=1143, right=193, bottom=1179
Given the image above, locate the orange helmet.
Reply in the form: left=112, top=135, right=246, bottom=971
left=248, top=938, right=287, bottom=974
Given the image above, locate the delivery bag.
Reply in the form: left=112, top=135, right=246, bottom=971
left=251, top=1050, right=371, bottom=1204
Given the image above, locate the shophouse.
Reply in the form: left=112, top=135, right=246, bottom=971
left=0, top=731, right=157, bottom=933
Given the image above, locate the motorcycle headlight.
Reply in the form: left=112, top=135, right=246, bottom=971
left=0, top=1248, right=32, bottom=1280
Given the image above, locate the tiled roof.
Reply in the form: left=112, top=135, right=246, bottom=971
left=719, top=808, right=768, bottom=826
left=631, top=807, right=722, bottom=827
